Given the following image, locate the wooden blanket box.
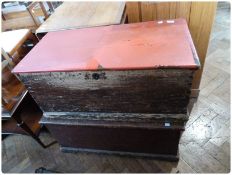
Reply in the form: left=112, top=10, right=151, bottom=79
left=13, top=19, right=200, bottom=160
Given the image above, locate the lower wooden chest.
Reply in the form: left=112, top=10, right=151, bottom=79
left=41, top=112, right=187, bottom=160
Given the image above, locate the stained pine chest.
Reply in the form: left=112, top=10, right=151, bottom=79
left=13, top=19, right=200, bottom=160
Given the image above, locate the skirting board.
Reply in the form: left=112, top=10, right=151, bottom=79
left=60, top=146, right=179, bottom=162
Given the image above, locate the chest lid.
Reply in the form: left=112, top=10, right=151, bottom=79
left=13, top=18, right=200, bottom=73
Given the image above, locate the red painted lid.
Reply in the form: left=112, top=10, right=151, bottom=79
left=13, top=18, right=199, bottom=73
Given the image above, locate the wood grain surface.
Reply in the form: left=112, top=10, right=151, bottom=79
left=36, top=2, right=126, bottom=33
left=41, top=112, right=187, bottom=130
left=18, top=69, right=194, bottom=114
left=188, top=2, right=217, bottom=89
left=46, top=124, right=182, bottom=157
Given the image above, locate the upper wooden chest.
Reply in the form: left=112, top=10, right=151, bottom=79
left=13, top=19, right=200, bottom=114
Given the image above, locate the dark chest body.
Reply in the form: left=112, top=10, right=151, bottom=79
left=13, top=19, right=200, bottom=160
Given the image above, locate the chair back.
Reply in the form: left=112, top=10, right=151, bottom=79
left=2, top=60, right=26, bottom=112
left=2, top=2, right=54, bottom=31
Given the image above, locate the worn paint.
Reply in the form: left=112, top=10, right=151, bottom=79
left=18, top=69, right=193, bottom=113
left=13, top=18, right=199, bottom=74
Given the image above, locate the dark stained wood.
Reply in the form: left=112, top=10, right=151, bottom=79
left=2, top=91, right=46, bottom=147
left=46, top=124, right=183, bottom=159
left=2, top=60, right=49, bottom=148
left=18, top=69, right=194, bottom=114
left=2, top=119, right=27, bottom=135
left=61, top=147, right=179, bottom=162
left=11, top=91, right=42, bottom=134
left=40, top=110, right=186, bottom=159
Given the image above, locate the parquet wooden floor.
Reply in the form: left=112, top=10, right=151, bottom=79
left=1, top=5, right=230, bottom=173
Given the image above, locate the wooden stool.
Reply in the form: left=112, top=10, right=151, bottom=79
left=2, top=60, right=55, bottom=148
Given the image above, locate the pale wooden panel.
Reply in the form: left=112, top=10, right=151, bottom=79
left=169, top=2, right=177, bottom=19
left=36, top=2, right=125, bottom=33
left=2, top=16, right=36, bottom=31
left=128, top=2, right=191, bottom=21
left=126, top=2, right=141, bottom=23
left=156, top=2, right=170, bottom=20
left=175, top=2, right=192, bottom=23
left=3, top=7, right=46, bottom=20
left=141, top=2, right=156, bottom=22
left=189, top=2, right=217, bottom=89
left=87, top=2, right=125, bottom=26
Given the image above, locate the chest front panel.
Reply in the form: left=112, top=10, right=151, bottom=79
left=18, top=68, right=193, bottom=114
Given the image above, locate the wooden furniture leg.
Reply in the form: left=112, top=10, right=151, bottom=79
left=1, top=49, right=15, bottom=67
left=2, top=60, right=56, bottom=148
left=10, top=92, right=57, bottom=148
left=15, top=116, right=46, bottom=148
left=14, top=119, right=57, bottom=148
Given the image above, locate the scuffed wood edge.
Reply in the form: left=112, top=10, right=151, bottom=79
left=43, top=112, right=188, bottom=121
left=61, top=146, right=179, bottom=161
left=40, top=112, right=187, bottom=129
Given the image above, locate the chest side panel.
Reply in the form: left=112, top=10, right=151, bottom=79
left=18, top=69, right=194, bottom=113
